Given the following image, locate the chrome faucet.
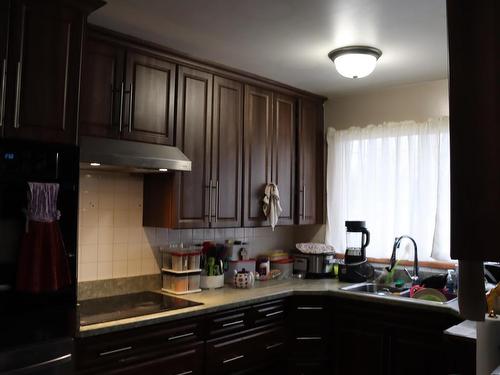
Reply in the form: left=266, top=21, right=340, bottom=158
left=386, top=235, right=419, bottom=285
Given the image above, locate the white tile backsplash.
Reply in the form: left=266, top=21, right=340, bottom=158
left=97, top=262, right=113, bottom=280
left=78, top=171, right=160, bottom=282
left=112, top=260, right=128, bottom=278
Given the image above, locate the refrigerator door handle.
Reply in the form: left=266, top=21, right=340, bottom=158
left=4, top=353, right=72, bottom=375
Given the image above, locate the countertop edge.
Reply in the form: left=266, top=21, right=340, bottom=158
left=77, top=280, right=462, bottom=338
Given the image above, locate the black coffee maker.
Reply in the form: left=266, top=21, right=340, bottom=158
left=339, top=221, right=374, bottom=282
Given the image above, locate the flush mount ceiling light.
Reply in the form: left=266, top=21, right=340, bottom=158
left=328, top=46, right=382, bottom=79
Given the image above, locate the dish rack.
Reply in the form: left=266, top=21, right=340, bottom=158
left=161, top=245, right=202, bottom=295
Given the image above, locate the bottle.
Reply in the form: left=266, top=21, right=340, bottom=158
left=446, top=269, right=456, bottom=293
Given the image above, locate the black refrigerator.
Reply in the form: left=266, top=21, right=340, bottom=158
left=0, top=140, right=79, bottom=374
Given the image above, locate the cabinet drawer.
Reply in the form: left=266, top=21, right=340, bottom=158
left=289, top=297, right=329, bottom=329
left=290, top=334, right=329, bottom=359
left=103, top=342, right=204, bottom=375
left=254, top=326, right=286, bottom=362
left=206, top=307, right=251, bottom=338
left=76, top=318, right=202, bottom=370
left=253, top=299, right=286, bottom=326
left=206, top=326, right=285, bottom=375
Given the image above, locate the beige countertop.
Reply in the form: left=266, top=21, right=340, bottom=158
left=78, top=278, right=461, bottom=338
left=444, top=320, right=477, bottom=340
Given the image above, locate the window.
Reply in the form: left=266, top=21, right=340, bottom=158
left=325, top=117, right=451, bottom=262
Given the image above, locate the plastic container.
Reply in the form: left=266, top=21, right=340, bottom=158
left=162, top=251, right=172, bottom=270
left=271, top=258, right=294, bottom=280
left=188, top=253, right=201, bottom=270
left=188, top=274, right=201, bottom=290
left=171, top=253, right=185, bottom=271
left=162, top=273, right=188, bottom=293
left=161, top=245, right=202, bottom=272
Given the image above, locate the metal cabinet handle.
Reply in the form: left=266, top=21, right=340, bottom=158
left=174, top=371, right=193, bottom=375
left=297, top=306, right=323, bottom=310
left=296, top=336, right=322, bottom=341
left=265, top=310, right=283, bottom=317
left=266, top=342, right=284, bottom=350
left=99, top=346, right=132, bottom=357
left=14, top=61, right=22, bottom=128
left=168, top=332, right=194, bottom=341
left=223, top=354, right=244, bottom=364
left=118, top=81, right=124, bottom=132
left=222, top=319, right=244, bottom=328
left=128, top=83, right=133, bottom=132
left=302, top=185, right=306, bottom=218
left=0, top=59, right=6, bottom=127
left=207, top=179, right=213, bottom=222
left=214, top=180, right=219, bottom=222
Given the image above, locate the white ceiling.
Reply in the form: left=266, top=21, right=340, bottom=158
left=89, top=0, right=448, bottom=98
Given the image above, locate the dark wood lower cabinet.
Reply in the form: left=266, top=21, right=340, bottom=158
left=104, top=342, right=204, bottom=375
left=335, top=323, right=386, bottom=375
left=75, top=296, right=473, bottom=375
left=333, top=297, right=464, bottom=375
left=206, top=325, right=286, bottom=375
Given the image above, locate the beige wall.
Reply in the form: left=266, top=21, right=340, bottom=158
left=325, top=79, right=449, bottom=130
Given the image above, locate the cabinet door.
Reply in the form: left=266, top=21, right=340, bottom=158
left=123, top=51, right=175, bottom=145
left=79, top=36, right=125, bottom=139
left=388, top=330, right=445, bottom=375
left=335, top=323, right=386, bottom=375
left=272, top=93, right=295, bottom=225
left=297, top=99, right=323, bottom=224
left=447, top=0, right=500, bottom=261
left=211, top=76, right=243, bottom=227
left=243, top=85, right=273, bottom=227
left=4, top=0, right=84, bottom=144
left=0, top=0, right=10, bottom=136
left=175, top=66, right=212, bottom=228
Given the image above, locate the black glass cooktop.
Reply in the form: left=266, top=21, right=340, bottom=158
left=78, top=291, right=202, bottom=326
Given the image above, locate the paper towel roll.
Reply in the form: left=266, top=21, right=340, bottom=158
left=477, top=315, right=500, bottom=375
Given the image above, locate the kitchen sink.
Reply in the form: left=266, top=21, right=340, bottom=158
left=341, top=282, right=458, bottom=304
left=341, top=282, right=408, bottom=296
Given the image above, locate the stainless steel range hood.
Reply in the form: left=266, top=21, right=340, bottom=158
left=80, top=136, right=191, bottom=173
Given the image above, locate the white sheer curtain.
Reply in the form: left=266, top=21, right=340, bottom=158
left=325, top=117, right=451, bottom=262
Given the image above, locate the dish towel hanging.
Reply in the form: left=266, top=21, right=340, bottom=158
left=16, top=182, right=71, bottom=293
left=262, top=183, right=282, bottom=231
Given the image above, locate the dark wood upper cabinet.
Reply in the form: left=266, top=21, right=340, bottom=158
left=3, top=0, right=92, bottom=144
left=0, top=0, right=10, bottom=137
left=123, top=51, right=176, bottom=145
left=243, top=85, right=298, bottom=227
left=447, top=0, right=500, bottom=261
left=144, top=74, right=242, bottom=229
left=174, top=66, right=213, bottom=228
left=243, top=85, right=273, bottom=227
left=211, top=76, right=243, bottom=228
left=298, top=99, right=323, bottom=225
left=272, top=93, right=296, bottom=225
left=79, top=35, right=125, bottom=139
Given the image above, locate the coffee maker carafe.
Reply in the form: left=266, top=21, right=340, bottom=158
left=344, top=221, right=370, bottom=265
